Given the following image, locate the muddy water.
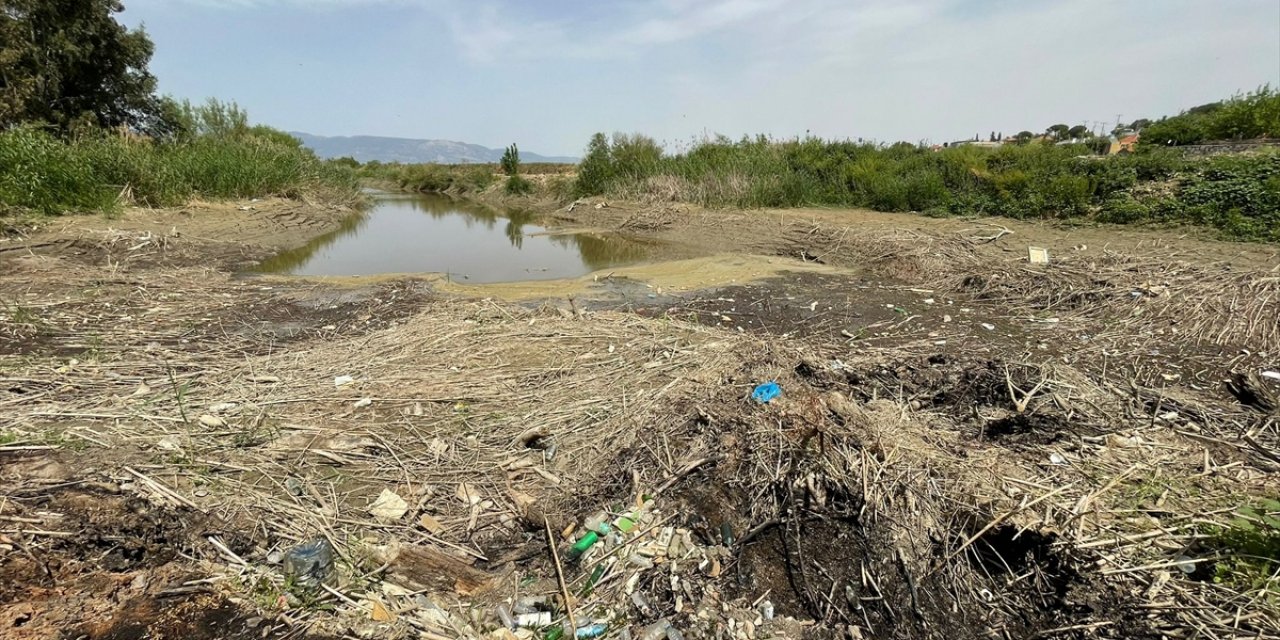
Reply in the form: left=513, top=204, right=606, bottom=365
left=257, top=193, right=654, bottom=282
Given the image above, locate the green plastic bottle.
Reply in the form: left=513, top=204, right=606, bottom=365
left=566, top=531, right=599, bottom=561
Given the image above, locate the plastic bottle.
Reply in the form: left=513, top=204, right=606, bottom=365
left=566, top=531, right=599, bottom=561
left=516, top=612, right=553, bottom=628
left=576, top=624, right=608, bottom=639
left=514, top=595, right=550, bottom=614
left=631, top=591, right=653, bottom=615
left=759, top=599, right=775, bottom=621
left=639, top=619, right=670, bottom=640
left=282, top=538, right=335, bottom=587
left=496, top=604, right=516, bottom=629
left=583, top=512, right=610, bottom=533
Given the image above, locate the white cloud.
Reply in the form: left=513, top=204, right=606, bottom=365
left=125, top=0, right=1280, bottom=150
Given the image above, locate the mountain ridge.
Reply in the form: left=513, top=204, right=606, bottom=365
left=291, top=132, right=578, bottom=164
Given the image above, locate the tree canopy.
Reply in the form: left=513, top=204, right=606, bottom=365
left=0, top=0, right=170, bottom=134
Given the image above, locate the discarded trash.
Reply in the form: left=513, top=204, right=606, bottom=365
left=759, top=599, right=775, bottom=620
left=197, top=414, right=225, bottom=428
left=577, top=623, right=608, bottom=638
left=1175, top=556, right=1197, bottom=574
left=207, top=401, right=237, bottom=414
left=334, top=375, right=354, bottom=387
left=418, top=513, right=444, bottom=534
left=1263, top=371, right=1280, bottom=382
left=282, top=538, right=335, bottom=587
left=567, top=530, right=600, bottom=561
left=751, top=382, right=781, bottom=404
left=639, top=619, right=672, bottom=640
left=1028, top=247, right=1050, bottom=264
left=353, top=398, right=372, bottom=409
left=368, top=489, right=409, bottom=522
left=981, top=323, right=996, bottom=331
left=664, top=625, right=686, bottom=640
left=1049, top=453, right=1066, bottom=465
left=514, top=596, right=551, bottom=614
left=492, top=605, right=513, bottom=628
left=514, top=611, right=551, bottom=628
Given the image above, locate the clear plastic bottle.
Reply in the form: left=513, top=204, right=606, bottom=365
left=639, top=619, right=670, bottom=640
left=496, top=604, right=516, bottom=629
left=282, top=538, right=335, bottom=587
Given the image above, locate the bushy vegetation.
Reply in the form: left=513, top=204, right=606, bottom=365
left=569, top=130, right=1280, bottom=240
left=360, top=162, right=497, bottom=195
left=0, top=108, right=359, bottom=215
left=0, top=4, right=358, bottom=216
left=356, top=158, right=575, bottom=197
left=1140, top=86, right=1280, bottom=147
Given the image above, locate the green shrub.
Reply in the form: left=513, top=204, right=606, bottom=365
left=0, top=125, right=358, bottom=215
left=504, top=175, right=534, bottom=196
left=563, top=122, right=1280, bottom=240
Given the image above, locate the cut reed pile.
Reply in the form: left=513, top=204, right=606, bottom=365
left=3, top=285, right=1277, bottom=638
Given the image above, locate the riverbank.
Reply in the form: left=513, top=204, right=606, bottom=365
left=2, top=196, right=1277, bottom=639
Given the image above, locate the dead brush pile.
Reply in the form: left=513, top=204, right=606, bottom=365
left=4, top=292, right=1277, bottom=639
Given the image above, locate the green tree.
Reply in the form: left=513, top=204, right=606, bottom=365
left=1013, top=131, right=1035, bottom=145
left=575, top=133, right=615, bottom=196
left=500, top=143, right=520, bottom=176
left=1046, top=124, right=1070, bottom=141
left=0, top=0, right=169, bottom=134
left=1067, top=125, right=1089, bottom=140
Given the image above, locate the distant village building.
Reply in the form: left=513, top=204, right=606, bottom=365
left=1109, top=133, right=1140, bottom=155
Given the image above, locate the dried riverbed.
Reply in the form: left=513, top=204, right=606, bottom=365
left=1, top=196, right=1278, bottom=640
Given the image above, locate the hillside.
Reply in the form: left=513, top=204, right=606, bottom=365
left=291, top=132, right=578, bottom=164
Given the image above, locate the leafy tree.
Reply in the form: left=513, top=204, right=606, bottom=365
left=500, top=143, right=520, bottom=176
left=575, top=133, right=615, bottom=196
left=1046, top=124, right=1070, bottom=141
left=1013, top=131, right=1035, bottom=145
left=1067, top=125, right=1090, bottom=140
left=0, top=0, right=170, bottom=134
left=1129, top=118, right=1152, bottom=131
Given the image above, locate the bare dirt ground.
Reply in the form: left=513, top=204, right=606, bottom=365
left=1, top=198, right=1278, bottom=640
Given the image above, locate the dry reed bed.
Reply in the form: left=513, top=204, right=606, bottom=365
left=3, top=287, right=1277, bottom=638
left=3, top=223, right=1279, bottom=638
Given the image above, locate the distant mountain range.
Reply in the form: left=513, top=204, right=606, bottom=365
left=291, top=132, right=578, bottom=165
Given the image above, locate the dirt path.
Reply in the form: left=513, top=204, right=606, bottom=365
left=1, top=198, right=1277, bottom=640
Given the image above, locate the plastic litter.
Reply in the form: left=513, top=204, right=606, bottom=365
left=1175, top=556, right=1197, bottom=574
left=496, top=604, right=516, bottom=629
left=567, top=530, right=600, bottom=561
left=1263, top=371, right=1280, bottom=382
left=639, top=619, right=671, bottom=640
left=751, top=381, right=781, bottom=404
left=515, top=611, right=552, bottom=628
left=759, top=599, right=775, bottom=620
left=514, top=595, right=550, bottom=614
left=576, top=623, right=608, bottom=638
left=334, top=375, right=354, bottom=387
left=631, top=591, right=654, bottom=616
left=282, top=538, right=335, bottom=587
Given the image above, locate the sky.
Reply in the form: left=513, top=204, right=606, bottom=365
left=118, top=0, right=1280, bottom=158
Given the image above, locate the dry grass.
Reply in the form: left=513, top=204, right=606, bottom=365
left=1, top=219, right=1278, bottom=639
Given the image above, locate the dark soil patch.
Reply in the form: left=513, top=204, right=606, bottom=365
left=982, top=412, right=1070, bottom=444
left=0, top=484, right=273, bottom=640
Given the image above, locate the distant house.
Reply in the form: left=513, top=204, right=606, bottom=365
left=1109, top=133, right=1140, bottom=155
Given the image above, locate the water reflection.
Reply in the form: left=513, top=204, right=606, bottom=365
left=256, top=193, right=653, bottom=282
